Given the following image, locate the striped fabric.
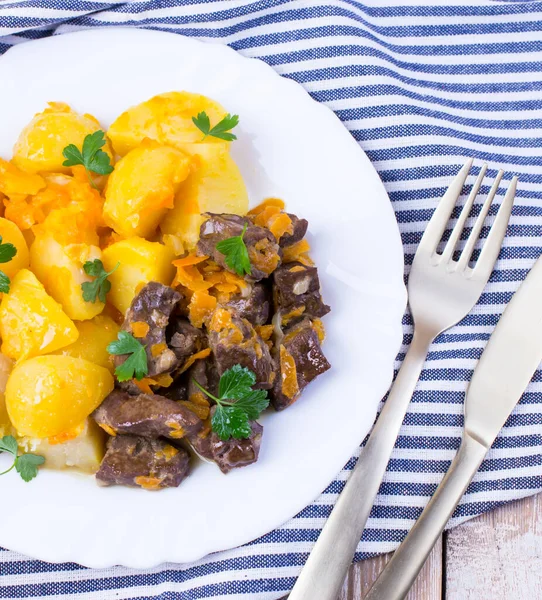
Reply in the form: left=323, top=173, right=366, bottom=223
left=1, top=0, right=542, bottom=598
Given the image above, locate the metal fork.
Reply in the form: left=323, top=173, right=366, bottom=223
left=288, top=159, right=517, bottom=600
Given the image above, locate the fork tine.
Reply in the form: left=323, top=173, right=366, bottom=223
left=457, top=170, right=504, bottom=270
left=417, top=158, right=474, bottom=254
left=472, top=176, right=517, bottom=280
left=441, top=164, right=487, bottom=263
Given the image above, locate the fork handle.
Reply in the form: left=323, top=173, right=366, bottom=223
left=288, top=330, right=432, bottom=600
left=365, top=433, right=488, bottom=600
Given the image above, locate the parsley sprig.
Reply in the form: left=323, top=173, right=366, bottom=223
left=193, top=365, right=269, bottom=441
left=107, top=331, right=148, bottom=382
left=62, top=130, right=114, bottom=188
left=81, top=259, right=119, bottom=303
left=216, top=223, right=251, bottom=277
left=0, top=435, right=45, bottom=482
left=192, top=111, right=239, bottom=142
left=0, top=236, right=17, bottom=294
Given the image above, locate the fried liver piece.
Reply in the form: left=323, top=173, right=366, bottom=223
left=167, top=317, right=206, bottom=361
left=222, top=282, right=270, bottom=326
left=93, top=389, right=202, bottom=440
left=207, top=308, right=275, bottom=389
left=197, top=213, right=281, bottom=281
left=273, top=261, right=330, bottom=325
left=190, top=420, right=264, bottom=474
left=272, top=318, right=331, bottom=411
left=118, top=282, right=181, bottom=377
left=279, top=213, right=308, bottom=248
left=96, top=435, right=190, bottom=489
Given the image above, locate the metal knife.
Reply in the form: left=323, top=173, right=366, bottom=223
left=365, top=251, right=542, bottom=600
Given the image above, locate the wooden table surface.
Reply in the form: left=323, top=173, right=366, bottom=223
left=339, top=492, right=542, bottom=600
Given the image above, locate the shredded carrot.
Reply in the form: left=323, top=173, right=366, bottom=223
left=131, top=321, right=150, bottom=338
left=179, top=399, right=210, bottom=420
left=253, top=205, right=281, bottom=227
left=135, top=476, right=164, bottom=490
left=153, top=373, right=174, bottom=388
left=173, top=264, right=213, bottom=291
left=282, top=306, right=305, bottom=326
left=268, top=212, right=294, bottom=239
left=282, top=238, right=311, bottom=263
left=214, top=282, right=238, bottom=294
left=280, top=344, right=299, bottom=400
left=173, top=253, right=208, bottom=268
left=247, top=197, right=285, bottom=215
left=208, top=307, right=233, bottom=332
left=99, top=424, right=117, bottom=437
left=201, top=261, right=221, bottom=273
left=165, top=420, right=186, bottom=439
left=255, top=324, right=274, bottom=341
left=47, top=421, right=85, bottom=445
left=151, top=342, right=167, bottom=357
left=188, top=290, right=217, bottom=328
left=134, top=378, right=155, bottom=394
left=179, top=347, right=212, bottom=374
left=155, top=444, right=179, bottom=462
left=312, top=318, right=326, bottom=343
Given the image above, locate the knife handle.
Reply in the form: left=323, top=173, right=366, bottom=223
left=365, top=433, right=488, bottom=600
left=288, top=331, right=432, bottom=600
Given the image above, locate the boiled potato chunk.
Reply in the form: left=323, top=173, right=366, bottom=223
left=0, top=269, right=79, bottom=361
left=107, top=91, right=229, bottom=156
left=0, top=353, right=13, bottom=437
left=6, top=355, right=114, bottom=438
left=30, top=234, right=104, bottom=321
left=53, top=315, right=119, bottom=371
left=12, top=102, right=113, bottom=174
left=18, top=418, right=106, bottom=473
left=0, top=217, right=29, bottom=278
left=103, top=139, right=191, bottom=238
left=102, top=237, right=175, bottom=314
left=160, top=143, right=248, bottom=249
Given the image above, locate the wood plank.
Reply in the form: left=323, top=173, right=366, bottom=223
left=339, top=536, right=443, bottom=599
left=446, top=493, right=542, bottom=600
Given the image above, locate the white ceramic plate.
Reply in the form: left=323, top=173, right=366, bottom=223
left=0, top=28, right=406, bottom=568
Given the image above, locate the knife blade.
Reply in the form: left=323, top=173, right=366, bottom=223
left=466, top=252, right=542, bottom=449
left=365, top=252, right=542, bottom=600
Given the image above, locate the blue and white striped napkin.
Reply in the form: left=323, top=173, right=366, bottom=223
left=1, top=1, right=542, bottom=598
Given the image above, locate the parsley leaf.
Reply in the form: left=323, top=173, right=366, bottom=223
left=107, top=331, right=148, bottom=382
left=212, top=406, right=252, bottom=441
left=0, top=237, right=17, bottom=264
left=0, top=272, right=11, bottom=294
left=192, top=111, right=239, bottom=142
left=16, top=453, right=46, bottom=482
left=0, top=235, right=17, bottom=294
left=0, top=435, right=44, bottom=482
left=216, top=223, right=251, bottom=277
left=218, top=363, right=256, bottom=398
left=0, top=435, right=18, bottom=455
left=193, top=365, right=269, bottom=441
left=81, top=259, right=119, bottom=303
left=62, top=130, right=114, bottom=187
